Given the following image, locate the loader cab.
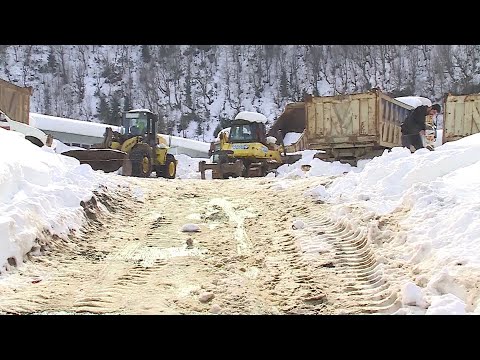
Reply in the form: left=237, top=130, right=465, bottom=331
left=229, top=120, right=266, bottom=144
left=122, top=109, right=158, bottom=147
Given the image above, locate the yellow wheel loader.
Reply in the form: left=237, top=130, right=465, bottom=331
left=199, top=111, right=300, bottom=179
left=63, top=109, right=177, bottom=179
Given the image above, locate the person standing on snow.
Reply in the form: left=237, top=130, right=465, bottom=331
left=401, top=103, right=441, bottom=152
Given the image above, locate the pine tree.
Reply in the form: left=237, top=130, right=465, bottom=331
left=280, top=68, right=289, bottom=98
left=141, top=45, right=151, bottom=63
left=196, top=121, right=203, bottom=138
left=44, top=86, right=51, bottom=114
left=123, top=95, right=131, bottom=112
left=185, top=71, right=193, bottom=110
left=157, top=113, right=166, bottom=134
left=213, top=124, right=223, bottom=139
left=110, top=95, right=121, bottom=126
left=97, top=96, right=110, bottom=123
left=47, top=48, right=57, bottom=73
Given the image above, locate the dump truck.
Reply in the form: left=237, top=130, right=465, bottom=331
left=268, top=89, right=415, bottom=163
left=443, top=93, right=480, bottom=143
left=199, top=111, right=300, bottom=179
left=63, top=109, right=177, bottom=178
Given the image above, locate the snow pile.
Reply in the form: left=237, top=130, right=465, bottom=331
left=276, top=150, right=358, bottom=179
left=305, top=134, right=480, bottom=314
left=175, top=154, right=208, bottom=179
left=0, top=129, right=124, bottom=273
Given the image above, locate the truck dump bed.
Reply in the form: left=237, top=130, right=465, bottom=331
left=0, top=79, right=32, bottom=124
left=269, top=89, right=413, bottom=161
left=443, top=93, right=480, bottom=143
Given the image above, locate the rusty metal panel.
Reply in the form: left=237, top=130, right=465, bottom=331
left=0, top=79, right=32, bottom=124
left=444, top=94, right=480, bottom=142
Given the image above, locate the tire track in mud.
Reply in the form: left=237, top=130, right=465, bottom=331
left=207, top=198, right=253, bottom=256
left=293, top=210, right=403, bottom=314
left=0, top=187, right=141, bottom=315
left=238, top=180, right=331, bottom=314
left=70, top=185, right=213, bottom=314
left=255, top=177, right=404, bottom=314
left=0, top=176, right=407, bottom=315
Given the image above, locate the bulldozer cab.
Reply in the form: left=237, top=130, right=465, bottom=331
left=229, top=120, right=266, bottom=144
left=122, top=109, right=158, bottom=147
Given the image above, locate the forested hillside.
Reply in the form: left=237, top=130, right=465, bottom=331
left=1, top=45, right=478, bottom=141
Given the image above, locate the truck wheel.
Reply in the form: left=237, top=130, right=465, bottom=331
left=130, top=147, right=152, bottom=177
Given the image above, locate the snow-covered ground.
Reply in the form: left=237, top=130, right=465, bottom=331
left=2, top=126, right=480, bottom=314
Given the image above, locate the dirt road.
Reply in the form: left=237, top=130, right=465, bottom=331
left=0, top=175, right=407, bottom=314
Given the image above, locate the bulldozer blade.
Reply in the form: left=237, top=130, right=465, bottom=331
left=62, top=149, right=127, bottom=173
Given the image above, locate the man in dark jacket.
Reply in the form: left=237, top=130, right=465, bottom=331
left=401, top=103, right=441, bottom=151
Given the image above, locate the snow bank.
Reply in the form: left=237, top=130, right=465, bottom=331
left=0, top=129, right=123, bottom=273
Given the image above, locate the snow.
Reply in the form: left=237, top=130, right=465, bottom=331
left=283, top=132, right=303, bottom=146
left=395, top=96, right=432, bottom=108
left=158, top=134, right=211, bottom=154
left=128, top=109, right=152, bottom=113
left=234, top=111, right=268, bottom=124
left=175, top=154, right=208, bottom=179
left=0, top=128, right=127, bottom=273
left=4, top=121, right=480, bottom=315
left=7, top=116, right=49, bottom=145
left=50, top=139, right=84, bottom=154
left=291, top=134, right=480, bottom=314
left=30, top=113, right=121, bottom=138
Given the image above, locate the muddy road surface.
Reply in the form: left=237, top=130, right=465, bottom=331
left=0, top=176, right=405, bottom=315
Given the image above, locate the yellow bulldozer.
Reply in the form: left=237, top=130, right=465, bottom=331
left=63, top=109, right=177, bottom=178
left=199, top=111, right=300, bottom=179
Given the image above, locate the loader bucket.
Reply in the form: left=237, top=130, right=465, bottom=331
left=62, top=149, right=128, bottom=173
